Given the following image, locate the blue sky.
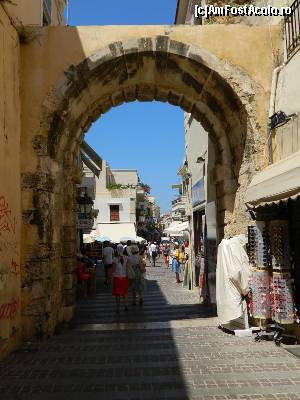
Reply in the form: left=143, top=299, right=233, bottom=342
left=69, top=1, right=184, bottom=213
left=68, top=0, right=178, bottom=26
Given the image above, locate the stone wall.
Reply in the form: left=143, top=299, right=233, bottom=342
left=17, top=24, right=282, bottom=344
left=0, top=6, right=22, bottom=360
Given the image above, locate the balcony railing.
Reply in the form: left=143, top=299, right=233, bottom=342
left=172, top=195, right=187, bottom=206
left=285, top=0, right=300, bottom=59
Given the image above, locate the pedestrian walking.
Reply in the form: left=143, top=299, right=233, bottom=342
left=123, top=240, right=132, bottom=256
left=149, top=241, right=157, bottom=267
left=129, top=244, right=146, bottom=306
left=76, top=254, right=91, bottom=297
left=163, top=243, right=170, bottom=266
left=102, top=241, right=114, bottom=285
left=139, top=244, right=148, bottom=264
left=179, top=244, right=186, bottom=271
left=171, top=243, right=182, bottom=283
left=147, top=242, right=151, bottom=261
left=112, top=244, right=130, bottom=313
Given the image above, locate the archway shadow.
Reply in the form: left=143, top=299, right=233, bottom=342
left=0, top=261, right=216, bottom=400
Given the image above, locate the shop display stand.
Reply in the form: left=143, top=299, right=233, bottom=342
left=248, top=220, right=297, bottom=344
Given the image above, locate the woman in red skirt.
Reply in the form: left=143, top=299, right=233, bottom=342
left=112, top=244, right=130, bottom=313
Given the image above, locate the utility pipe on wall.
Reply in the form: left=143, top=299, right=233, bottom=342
left=268, top=63, right=285, bottom=164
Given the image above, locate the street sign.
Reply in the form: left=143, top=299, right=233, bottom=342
left=76, top=219, right=94, bottom=230
left=192, top=178, right=205, bottom=207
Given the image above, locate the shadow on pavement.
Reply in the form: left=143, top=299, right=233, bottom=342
left=0, top=262, right=214, bottom=399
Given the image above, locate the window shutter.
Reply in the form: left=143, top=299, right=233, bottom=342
left=110, top=205, right=120, bottom=222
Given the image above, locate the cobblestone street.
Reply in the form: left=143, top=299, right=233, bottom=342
left=1, top=260, right=300, bottom=399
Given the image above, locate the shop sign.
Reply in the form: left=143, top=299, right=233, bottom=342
left=77, top=219, right=94, bottom=230
left=77, top=212, right=91, bottom=220
left=192, top=179, right=205, bottom=207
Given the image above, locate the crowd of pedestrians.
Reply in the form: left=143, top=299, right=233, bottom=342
left=101, top=240, right=147, bottom=313
left=77, top=238, right=189, bottom=313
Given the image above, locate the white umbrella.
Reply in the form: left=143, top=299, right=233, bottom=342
left=120, top=236, right=136, bottom=243
left=136, top=236, right=146, bottom=243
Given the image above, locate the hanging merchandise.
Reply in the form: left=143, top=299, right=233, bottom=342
left=269, top=221, right=291, bottom=271
left=247, top=219, right=296, bottom=326
left=248, top=222, right=271, bottom=269
left=249, top=269, right=271, bottom=319
left=270, top=272, right=295, bottom=324
left=198, top=254, right=206, bottom=298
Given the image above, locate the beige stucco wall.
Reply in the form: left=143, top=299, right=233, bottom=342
left=3, top=0, right=42, bottom=26
left=275, top=53, right=300, bottom=115
left=3, top=0, right=65, bottom=27
left=271, top=51, right=300, bottom=161
left=0, top=6, right=21, bottom=360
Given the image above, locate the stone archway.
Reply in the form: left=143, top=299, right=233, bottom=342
left=20, top=28, right=277, bottom=339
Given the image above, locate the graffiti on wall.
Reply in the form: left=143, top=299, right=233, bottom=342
left=0, top=195, right=16, bottom=236
left=0, top=195, right=20, bottom=323
left=0, top=195, right=18, bottom=260
left=0, top=297, right=20, bottom=320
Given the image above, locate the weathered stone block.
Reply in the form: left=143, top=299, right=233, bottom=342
left=62, top=226, right=76, bottom=241
left=62, top=258, right=75, bottom=274
left=136, top=84, right=155, bottom=101
left=180, top=97, right=194, bottom=113
left=31, top=281, right=45, bottom=300
left=138, top=37, right=153, bottom=53
left=64, top=274, right=75, bottom=290
left=123, top=87, right=137, bottom=102
left=169, top=40, right=189, bottom=57
left=21, top=172, right=54, bottom=192
left=63, top=305, right=75, bottom=322
left=108, top=41, right=124, bottom=58
left=63, top=241, right=76, bottom=258
left=155, top=36, right=169, bottom=53
left=32, top=135, right=48, bottom=156
left=168, top=92, right=181, bottom=106
left=155, top=88, right=169, bottom=103
left=64, top=289, right=76, bottom=307
left=111, top=91, right=125, bottom=107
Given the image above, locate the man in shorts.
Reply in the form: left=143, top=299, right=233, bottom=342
left=102, top=241, right=114, bottom=285
left=149, top=241, right=157, bottom=267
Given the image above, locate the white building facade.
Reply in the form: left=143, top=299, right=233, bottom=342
left=93, top=162, right=139, bottom=242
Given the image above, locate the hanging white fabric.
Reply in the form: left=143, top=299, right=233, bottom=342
left=216, top=235, right=250, bottom=325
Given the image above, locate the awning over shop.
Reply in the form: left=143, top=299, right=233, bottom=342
left=164, top=222, right=180, bottom=233
left=96, top=222, right=137, bottom=243
left=80, top=151, right=101, bottom=177
left=164, top=221, right=189, bottom=235
left=245, top=151, right=300, bottom=208
left=81, top=141, right=103, bottom=170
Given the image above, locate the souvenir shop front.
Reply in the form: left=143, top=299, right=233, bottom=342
left=192, top=178, right=217, bottom=304
left=245, top=155, right=300, bottom=337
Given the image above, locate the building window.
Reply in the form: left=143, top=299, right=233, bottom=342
left=43, top=0, right=52, bottom=26
left=110, top=205, right=120, bottom=222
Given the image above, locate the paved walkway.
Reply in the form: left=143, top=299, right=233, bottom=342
left=1, top=258, right=300, bottom=399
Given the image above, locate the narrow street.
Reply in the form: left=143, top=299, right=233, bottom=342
left=0, top=259, right=300, bottom=400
